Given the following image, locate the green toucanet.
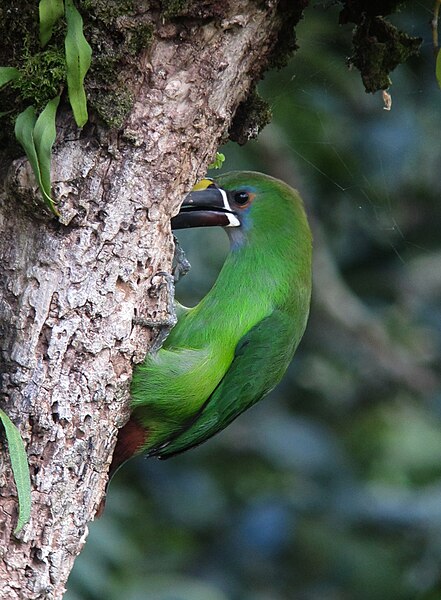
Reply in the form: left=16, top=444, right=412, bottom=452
left=111, top=171, right=312, bottom=472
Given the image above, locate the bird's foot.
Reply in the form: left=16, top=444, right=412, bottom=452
left=134, top=271, right=177, bottom=353
left=172, top=235, right=191, bottom=283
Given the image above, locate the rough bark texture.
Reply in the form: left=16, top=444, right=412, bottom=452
left=0, top=1, right=307, bottom=597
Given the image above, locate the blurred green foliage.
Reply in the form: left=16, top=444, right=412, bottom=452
left=67, top=3, right=441, bottom=599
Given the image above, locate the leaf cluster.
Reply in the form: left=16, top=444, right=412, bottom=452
left=0, top=0, right=91, bottom=215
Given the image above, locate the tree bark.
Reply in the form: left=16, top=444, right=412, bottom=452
left=0, top=1, right=307, bottom=597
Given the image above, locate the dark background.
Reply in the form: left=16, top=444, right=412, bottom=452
left=67, top=3, right=441, bottom=599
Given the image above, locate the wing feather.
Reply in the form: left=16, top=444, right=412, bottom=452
left=150, top=310, right=297, bottom=458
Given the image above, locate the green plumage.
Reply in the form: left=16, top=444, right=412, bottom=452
left=130, top=171, right=312, bottom=458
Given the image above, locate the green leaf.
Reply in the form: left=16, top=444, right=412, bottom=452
left=14, top=106, right=40, bottom=184
left=34, top=95, right=61, bottom=213
left=208, top=152, right=226, bottom=170
left=436, top=49, right=441, bottom=89
left=14, top=101, right=61, bottom=216
left=65, top=0, right=92, bottom=127
left=0, top=409, right=32, bottom=534
left=0, top=66, right=20, bottom=89
left=39, top=0, right=65, bottom=47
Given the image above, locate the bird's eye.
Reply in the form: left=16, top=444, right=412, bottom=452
left=234, top=191, right=250, bottom=205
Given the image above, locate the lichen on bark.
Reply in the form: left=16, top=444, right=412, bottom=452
left=338, top=0, right=422, bottom=93
left=228, top=88, right=272, bottom=145
left=78, top=0, right=155, bottom=128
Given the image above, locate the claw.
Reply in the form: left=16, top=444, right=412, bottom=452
left=135, top=272, right=177, bottom=352
left=133, top=238, right=190, bottom=353
left=172, top=235, right=191, bottom=282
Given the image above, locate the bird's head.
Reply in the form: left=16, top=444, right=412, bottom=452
left=171, top=175, right=248, bottom=230
left=172, top=171, right=310, bottom=250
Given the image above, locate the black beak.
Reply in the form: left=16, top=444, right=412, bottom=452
left=171, top=188, right=240, bottom=230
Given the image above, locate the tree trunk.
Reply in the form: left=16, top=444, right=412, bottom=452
left=0, top=1, right=307, bottom=597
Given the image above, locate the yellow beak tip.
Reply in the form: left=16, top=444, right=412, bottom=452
left=192, top=178, right=214, bottom=192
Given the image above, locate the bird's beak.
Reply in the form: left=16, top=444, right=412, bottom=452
left=171, top=181, right=240, bottom=230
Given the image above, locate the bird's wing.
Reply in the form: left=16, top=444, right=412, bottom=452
left=149, top=309, right=296, bottom=458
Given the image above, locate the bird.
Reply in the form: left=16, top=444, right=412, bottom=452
left=110, top=171, right=312, bottom=474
